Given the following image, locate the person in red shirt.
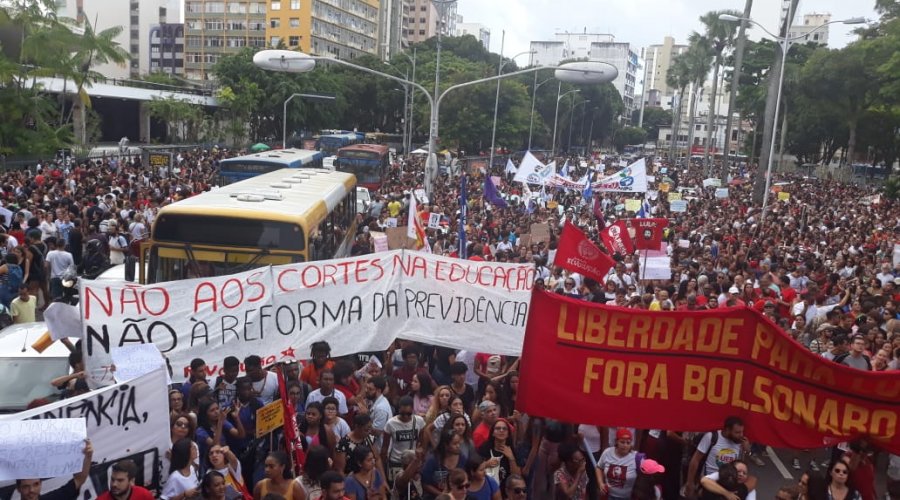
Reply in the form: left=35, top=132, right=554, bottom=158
left=301, top=341, right=335, bottom=390
left=96, top=459, right=154, bottom=500
left=843, top=440, right=877, bottom=500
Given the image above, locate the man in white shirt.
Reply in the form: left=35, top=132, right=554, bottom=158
left=306, top=370, right=349, bottom=415
left=364, top=375, right=393, bottom=449
left=44, top=238, right=74, bottom=301
left=686, top=416, right=751, bottom=495
left=107, top=224, right=128, bottom=266
left=243, top=355, right=279, bottom=405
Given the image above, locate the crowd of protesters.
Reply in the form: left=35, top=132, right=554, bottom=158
left=3, top=147, right=899, bottom=500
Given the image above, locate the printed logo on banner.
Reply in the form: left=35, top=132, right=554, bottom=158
left=526, top=163, right=553, bottom=185
left=577, top=240, right=600, bottom=260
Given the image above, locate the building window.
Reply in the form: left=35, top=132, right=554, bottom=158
left=290, top=17, right=299, bottom=27
left=270, top=36, right=281, bottom=47
left=289, top=35, right=300, bottom=46
left=291, top=0, right=300, bottom=8
left=419, top=17, right=425, bottom=23
left=419, top=29, right=425, bottom=35
left=271, top=0, right=281, bottom=10
left=271, top=18, right=280, bottom=28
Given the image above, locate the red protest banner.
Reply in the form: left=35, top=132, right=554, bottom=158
left=517, top=290, right=900, bottom=454
left=600, top=220, right=634, bottom=255
left=632, top=218, right=667, bottom=250
left=556, top=221, right=615, bottom=284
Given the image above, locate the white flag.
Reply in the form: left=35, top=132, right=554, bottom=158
left=513, top=152, right=554, bottom=185
left=592, top=158, right=649, bottom=193
left=505, top=158, right=518, bottom=175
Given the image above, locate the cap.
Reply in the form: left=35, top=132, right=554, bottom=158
left=640, top=458, right=666, bottom=475
left=894, top=277, right=900, bottom=285
left=478, top=401, right=497, bottom=412
left=615, top=428, right=633, bottom=441
left=728, top=286, right=739, bottom=294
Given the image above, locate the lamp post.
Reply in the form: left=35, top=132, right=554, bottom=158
left=255, top=52, right=617, bottom=195
left=528, top=75, right=554, bottom=150
left=551, top=85, right=580, bottom=158
left=719, top=12, right=866, bottom=223
left=568, top=98, right=589, bottom=153
left=282, top=93, right=336, bottom=149
left=488, top=38, right=535, bottom=170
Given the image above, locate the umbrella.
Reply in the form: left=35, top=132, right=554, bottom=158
left=250, top=143, right=271, bottom=152
left=410, top=148, right=428, bottom=155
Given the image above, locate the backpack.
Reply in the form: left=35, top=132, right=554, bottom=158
left=833, top=352, right=872, bottom=370
left=0, top=304, right=12, bottom=329
left=691, top=431, right=720, bottom=478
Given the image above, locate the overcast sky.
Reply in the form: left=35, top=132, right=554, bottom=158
left=456, top=0, right=879, bottom=62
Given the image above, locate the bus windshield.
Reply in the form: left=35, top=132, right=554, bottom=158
left=154, top=214, right=304, bottom=250
left=337, top=154, right=382, bottom=185
left=149, top=246, right=300, bottom=283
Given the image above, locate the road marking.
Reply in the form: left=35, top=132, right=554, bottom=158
left=767, top=446, right=794, bottom=479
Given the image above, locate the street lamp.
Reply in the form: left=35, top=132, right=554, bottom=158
left=568, top=99, right=590, bottom=153
left=255, top=50, right=617, bottom=194
left=528, top=76, right=554, bottom=150
left=488, top=38, right=535, bottom=170
left=282, top=93, right=336, bottom=149
left=720, top=12, right=866, bottom=223
left=552, top=86, right=580, bottom=158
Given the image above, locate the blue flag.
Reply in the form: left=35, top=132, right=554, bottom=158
left=459, top=175, right=468, bottom=259
left=637, top=199, right=652, bottom=218
left=483, top=175, right=509, bottom=209
left=582, top=177, right=593, bottom=204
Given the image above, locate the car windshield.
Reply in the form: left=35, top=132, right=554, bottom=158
left=0, top=358, right=68, bottom=412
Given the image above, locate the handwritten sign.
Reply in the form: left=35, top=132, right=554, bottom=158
left=667, top=192, right=682, bottom=202
left=371, top=231, right=388, bottom=253
left=715, top=188, right=729, bottom=199
left=256, top=401, right=285, bottom=438
left=702, top=178, right=722, bottom=188
left=385, top=217, right=398, bottom=228
left=778, top=191, right=791, bottom=201
left=111, top=344, right=170, bottom=385
left=385, top=227, right=414, bottom=250
left=0, top=419, right=87, bottom=480
left=670, top=200, right=687, bottom=213
left=427, top=213, right=442, bottom=229
left=625, top=199, right=642, bottom=213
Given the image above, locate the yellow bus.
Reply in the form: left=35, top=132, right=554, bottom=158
left=140, top=168, right=357, bottom=284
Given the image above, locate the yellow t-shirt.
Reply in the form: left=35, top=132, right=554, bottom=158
left=11, top=295, right=37, bottom=323
left=387, top=200, right=402, bottom=217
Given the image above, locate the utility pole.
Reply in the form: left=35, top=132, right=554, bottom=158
left=722, top=0, right=753, bottom=182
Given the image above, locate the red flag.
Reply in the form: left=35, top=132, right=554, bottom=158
left=633, top=218, right=668, bottom=250
left=276, top=365, right=306, bottom=472
left=592, top=197, right=605, bottom=228
left=600, top=220, right=634, bottom=255
left=556, top=221, right=616, bottom=283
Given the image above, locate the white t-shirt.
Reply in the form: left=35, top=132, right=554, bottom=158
left=578, top=424, right=602, bottom=455
left=45, top=249, right=74, bottom=278
left=108, top=234, right=128, bottom=265
left=598, top=448, right=638, bottom=499
left=384, top=415, right=425, bottom=463
left=251, top=371, right=279, bottom=404
left=329, top=417, right=351, bottom=439
left=306, top=388, right=348, bottom=414
left=696, top=431, right=743, bottom=475
left=160, top=466, right=200, bottom=499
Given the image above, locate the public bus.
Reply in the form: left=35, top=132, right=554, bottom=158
left=316, top=132, right=363, bottom=155
left=335, top=143, right=391, bottom=191
left=140, top=168, right=357, bottom=284
left=365, top=132, right=404, bottom=153
left=217, top=148, right=324, bottom=185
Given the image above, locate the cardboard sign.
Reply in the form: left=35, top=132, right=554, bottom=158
left=625, top=199, right=642, bottom=213
left=517, top=234, right=532, bottom=249
left=371, top=231, right=388, bottom=253
left=668, top=192, right=682, bottom=201
left=0, top=419, right=87, bottom=480
left=385, top=227, right=414, bottom=250
left=715, top=188, right=729, bottom=199
left=530, top=223, right=551, bottom=245
left=427, top=213, right=442, bottom=229
left=670, top=200, right=687, bottom=213
left=256, top=400, right=285, bottom=438
left=778, top=192, right=791, bottom=201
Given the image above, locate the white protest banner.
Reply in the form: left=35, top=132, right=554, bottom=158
left=427, top=213, right=442, bottom=229
left=80, top=251, right=534, bottom=385
left=715, top=187, right=729, bottom=199
left=0, top=369, right=169, bottom=498
left=0, top=419, right=86, bottom=481
left=112, top=344, right=170, bottom=384
left=670, top=200, right=687, bottom=213
left=371, top=232, right=388, bottom=253
left=703, top=178, right=722, bottom=188
left=592, top=158, right=648, bottom=193
left=513, top=152, right=555, bottom=185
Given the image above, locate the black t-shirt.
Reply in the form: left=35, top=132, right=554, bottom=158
left=450, top=383, right=476, bottom=414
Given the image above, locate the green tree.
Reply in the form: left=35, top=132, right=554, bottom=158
left=666, top=52, right=693, bottom=160
left=631, top=107, right=672, bottom=140
left=614, top=126, right=648, bottom=152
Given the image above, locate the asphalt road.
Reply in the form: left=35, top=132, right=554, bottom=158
left=751, top=446, right=890, bottom=499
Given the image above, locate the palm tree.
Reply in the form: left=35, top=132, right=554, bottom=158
left=666, top=54, right=692, bottom=161
left=682, top=42, right=712, bottom=161
left=693, top=9, right=742, bottom=174
left=63, top=15, right=130, bottom=144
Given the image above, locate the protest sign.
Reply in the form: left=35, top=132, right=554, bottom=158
left=0, top=419, right=86, bottom=480
left=385, top=227, right=414, bottom=250
left=778, top=191, right=791, bottom=201
left=659, top=182, right=670, bottom=193
left=0, top=369, right=169, bottom=497
left=702, top=178, right=722, bottom=188
left=640, top=255, right=672, bottom=280
left=385, top=217, right=398, bottom=228
left=624, top=199, right=641, bottom=213
left=256, top=400, right=285, bottom=438
left=668, top=192, right=682, bottom=201
left=670, top=200, right=687, bottom=213
left=112, top=344, right=170, bottom=384
left=427, top=213, right=442, bottom=229
left=715, top=188, right=729, bottom=199
left=371, top=232, right=388, bottom=253
left=518, top=291, right=900, bottom=454
left=79, top=251, right=534, bottom=385
left=530, top=223, right=551, bottom=245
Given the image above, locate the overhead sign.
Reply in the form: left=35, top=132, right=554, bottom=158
left=78, top=251, right=534, bottom=386
left=518, top=291, right=900, bottom=454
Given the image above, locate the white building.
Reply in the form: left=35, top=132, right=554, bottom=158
left=402, top=0, right=457, bottom=44
left=457, top=22, right=490, bottom=51
left=590, top=42, right=639, bottom=115
left=643, top=36, right=689, bottom=110
left=789, top=13, right=831, bottom=46
left=528, top=32, right=614, bottom=66
left=56, top=0, right=180, bottom=78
